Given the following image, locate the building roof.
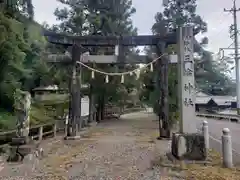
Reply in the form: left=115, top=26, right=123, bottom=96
left=196, top=96, right=211, bottom=104
left=211, top=96, right=234, bottom=106
left=196, top=91, right=236, bottom=106
left=196, top=92, right=210, bottom=97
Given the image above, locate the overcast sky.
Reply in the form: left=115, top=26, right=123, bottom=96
left=32, top=0, right=238, bottom=77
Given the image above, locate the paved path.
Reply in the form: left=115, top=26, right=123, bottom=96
left=197, top=117, right=240, bottom=164
left=0, top=112, right=181, bottom=180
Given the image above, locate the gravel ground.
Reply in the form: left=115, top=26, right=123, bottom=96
left=0, top=112, right=184, bottom=180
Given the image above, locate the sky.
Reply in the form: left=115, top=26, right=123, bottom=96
left=32, top=0, right=238, bottom=78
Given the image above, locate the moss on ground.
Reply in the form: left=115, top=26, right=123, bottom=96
left=185, top=149, right=240, bottom=180
left=153, top=149, right=240, bottom=180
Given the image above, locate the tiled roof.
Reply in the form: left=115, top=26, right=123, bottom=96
left=196, top=96, right=211, bottom=104
left=211, top=96, right=233, bottom=106
left=196, top=91, right=236, bottom=105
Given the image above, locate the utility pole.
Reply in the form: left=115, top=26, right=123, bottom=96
left=224, top=0, right=240, bottom=115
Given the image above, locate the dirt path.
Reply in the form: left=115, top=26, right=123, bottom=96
left=0, top=112, right=182, bottom=180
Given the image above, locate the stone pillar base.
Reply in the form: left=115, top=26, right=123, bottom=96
left=171, top=132, right=206, bottom=160
left=7, top=137, right=35, bottom=162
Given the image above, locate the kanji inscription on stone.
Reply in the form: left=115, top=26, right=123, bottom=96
left=184, top=98, right=194, bottom=106
left=178, top=26, right=196, bottom=133
left=183, top=61, right=193, bottom=75
left=184, top=82, right=194, bottom=93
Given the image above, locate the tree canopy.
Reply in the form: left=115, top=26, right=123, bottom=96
left=139, top=0, right=235, bottom=120
left=0, top=0, right=236, bottom=130
left=51, top=0, right=141, bottom=108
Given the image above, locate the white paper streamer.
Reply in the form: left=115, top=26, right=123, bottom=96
left=105, top=75, right=109, bottom=83
left=121, top=75, right=124, bottom=83
left=91, top=71, right=95, bottom=79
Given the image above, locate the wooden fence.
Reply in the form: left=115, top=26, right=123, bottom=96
left=0, top=106, right=145, bottom=148
left=1, top=109, right=237, bottom=149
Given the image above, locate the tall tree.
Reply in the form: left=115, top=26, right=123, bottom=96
left=53, top=0, right=141, bottom=114
left=0, top=12, right=32, bottom=110
left=1, top=0, right=34, bottom=19
left=152, top=0, right=207, bottom=34
left=141, top=0, right=208, bottom=123
left=196, top=51, right=235, bottom=95
left=141, top=0, right=234, bottom=119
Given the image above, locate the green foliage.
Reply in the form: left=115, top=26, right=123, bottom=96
left=2, top=0, right=234, bottom=132
left=140, top=0, right=234, bottom=127
left=0, top=109, right=16, bottom=131
left=141, top=0, right=208, bottom=125
left=0, top=5, right=63, bottom=130
left=53, top=0, right=141, bottom=107
left=1, top=0, right=34, bottom=20
left=0, top=12, right=29, bottom=110
left=152, top=0, right=207, bottom=36
left=195, top=50, right=235, bottom=95
left=30, top=99, right=69, bottom=125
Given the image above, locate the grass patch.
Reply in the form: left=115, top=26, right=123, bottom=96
left=185, top=149, right=240, bottom=180
left=0, top=99, right=69, bottom=131
left=0, top=109, right=16, bottom=131
left=151, top=149, right=240, bottom=180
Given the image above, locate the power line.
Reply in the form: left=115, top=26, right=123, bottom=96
left=207, top=12, right=232, bottom=40
left=224, top=0, right=240, bottom=114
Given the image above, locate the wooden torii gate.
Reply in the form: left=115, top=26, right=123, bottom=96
left=43, top=28, right=200, bottom=139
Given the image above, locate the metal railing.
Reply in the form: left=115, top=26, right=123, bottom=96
left=196, top=112, right=240, bottom=122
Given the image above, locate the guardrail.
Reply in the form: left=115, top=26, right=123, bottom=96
left=196, top=112, right=240, bottom=123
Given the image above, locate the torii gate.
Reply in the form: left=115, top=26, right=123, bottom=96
left=43, top=27, right=199, bottom=142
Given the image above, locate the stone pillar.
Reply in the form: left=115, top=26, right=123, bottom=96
left=171, top=26, right=206, bottom=161
left=177, top=26, right=196, bottom=133
left=8, top=90, right=31, bottom=162
left=15, top=90, right=31, bottom=138
left=222, top=128, right=233, bottom=168
left=202, top=121, right=209, bottom=149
